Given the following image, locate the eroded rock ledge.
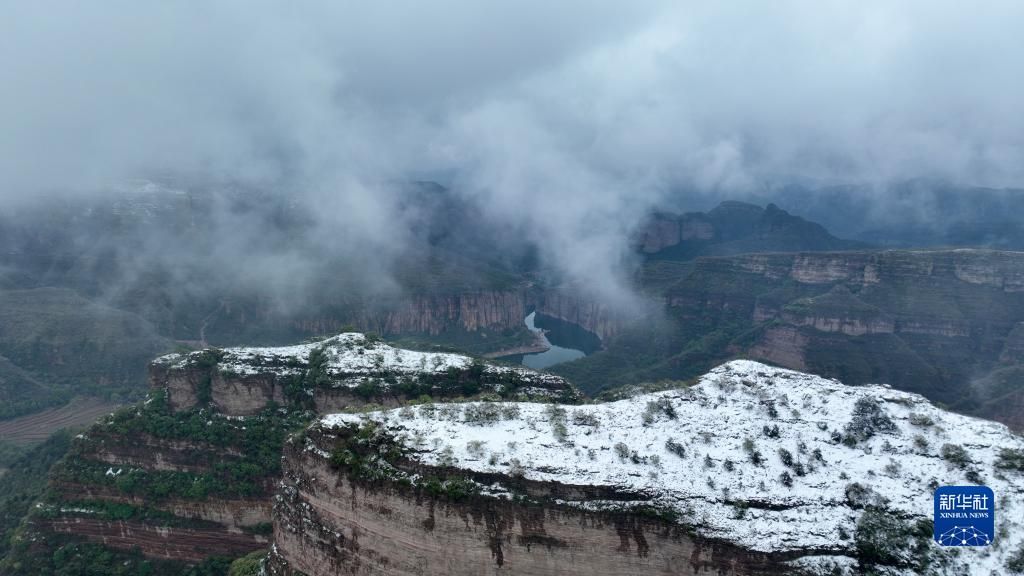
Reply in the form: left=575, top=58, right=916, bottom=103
left=267, top=425, right=800, bottom=576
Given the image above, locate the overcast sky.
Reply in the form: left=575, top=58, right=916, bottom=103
left=2, top=1, right=1022, bottom=301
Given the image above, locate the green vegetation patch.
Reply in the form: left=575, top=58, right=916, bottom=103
left=35, top=500, right=222, bottom=531
left=996, top=448, right=1024, bottom=472
left=855, top=508, right=943, bottom=572
left=0, top=288, right=170, bottom=406
left=2, top=539, right=235, bottom=576
left=326, top=421, right=486, bottom=502
left=229, top=550, right=267, bottom=576
left=0, top=431, right=72, bottom=559
left=341, top=358, right=579, bottom=404
left=53, top=391, right=310, bottom=501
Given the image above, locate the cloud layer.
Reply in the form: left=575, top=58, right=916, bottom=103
left=2, top=1, right=1022, bottom=301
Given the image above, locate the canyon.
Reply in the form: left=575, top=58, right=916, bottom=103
left=679, top=250, right=1024, bottom=414
left=290, top=287, right=621, bottom=345
left=5, top=240, right=1024, bottom=573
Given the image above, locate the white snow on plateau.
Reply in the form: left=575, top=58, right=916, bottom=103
left=319, top=360, right=1024, bottom=575
left=154, top=332, right=569, bottom=392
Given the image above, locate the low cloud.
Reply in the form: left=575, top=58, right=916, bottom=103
left=2, top=1, right=1022, bottom=304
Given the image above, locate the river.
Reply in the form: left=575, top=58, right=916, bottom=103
left=520, top=311, right=591, bottom=370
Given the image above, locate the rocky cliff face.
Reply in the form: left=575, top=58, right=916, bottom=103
left=194, top=285, right=615, bottom=364
left=533, top=290, right=623, bottom=341
left=656, top=249, right=1024, bottom=424
left=269, top=361, right=1024, bottom=576
left=289, top=289, right=531, bottom=338
left=725, top=250, right=1024, bottom=341
left=716, top=249, right=1024, bottom=290
left=277, top=204, right=869, bottom=347
left=636, top=211, right=716, bottom=253
left=267, top=428, right=794, bottom=576
left=40, top=516, right=267, bottom=564
left=362, top=291, right=529, bottom=335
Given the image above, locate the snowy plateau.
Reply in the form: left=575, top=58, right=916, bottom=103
left=318, top=360, right=1024, bottom=575
left=154, top=332, right=572, bottom=397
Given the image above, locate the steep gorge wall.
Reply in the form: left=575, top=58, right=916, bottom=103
left=673, top=250, right=1024, bottom=340
left=362, top=290, right=530, bottom=335
left=267, top=428, right=799, bottom=576
left=666, top=249, right=1024, bottom=416
left=204, top=285, right=614, bottom=358
left=533, top=290, right=624, bottom=341
left=148, top=361, right=380, bottom=416
left=49, top=481, right=271, bottom=527
left=291, top=287, right=614, bottom=349
left=291, top=290, right=531, bottom=337
left=635, top=212, right=714, bottom=253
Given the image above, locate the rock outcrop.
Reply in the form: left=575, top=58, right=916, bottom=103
left=636, top=211, right=715, bottom=253
left=362, top=291, right=530, bottom=336
left=40, top=516, right=266, bottom=564
left=151, top=333, right=579, bottom=416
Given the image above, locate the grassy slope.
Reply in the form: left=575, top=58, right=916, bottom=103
left=0, top=431, right=72, bottom=561
left=0, top=288, right=171, bottom=413
left=0, top=356, right=58, bottom=421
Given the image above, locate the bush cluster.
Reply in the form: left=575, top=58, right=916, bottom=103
left=842, top=397, right=897, bottom=445
left=665, top=438, right=686, bottom=459
left=996, top=448, right=1024, bottom=472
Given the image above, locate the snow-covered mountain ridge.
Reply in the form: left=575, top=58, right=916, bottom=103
left=151, top=333, right=580, bottom=415
left=156, top=333, right=567, bottom=388
left=317, top=360, right=1024, bottom=575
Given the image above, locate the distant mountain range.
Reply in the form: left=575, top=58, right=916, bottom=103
left=635, top=200, right=868, bottom=260
left=741, top=179, right=1024, bottom=249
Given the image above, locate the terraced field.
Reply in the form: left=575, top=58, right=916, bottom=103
left=0, top=397, right=120, bottom=446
